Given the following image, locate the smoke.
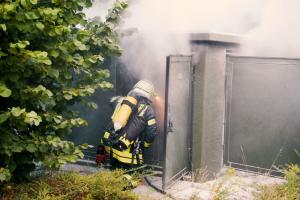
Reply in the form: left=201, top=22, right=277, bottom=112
left=117, top=0, right=265, bottom=90
left=243, top=0, right=300, bottom=57
left=84, top=0, right=113, bottom=21
left=85, top=0, right=300, bottom=90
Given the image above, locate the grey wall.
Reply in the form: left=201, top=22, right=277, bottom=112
left=225, top=56, right=300, bottom=174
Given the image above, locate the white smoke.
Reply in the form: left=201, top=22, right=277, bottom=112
left=84, top=0, right=114, bottom=21
left=85, top=0, right=300, bottom=88
left=243, top=0, right=300, bottom=57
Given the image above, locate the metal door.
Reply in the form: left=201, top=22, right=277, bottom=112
left=225, top=55, right=300, bottom=175
left=163, top=55, right=193, bottom=190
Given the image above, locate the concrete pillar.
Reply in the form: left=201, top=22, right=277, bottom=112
left=190, top=33, right=240, bottom=176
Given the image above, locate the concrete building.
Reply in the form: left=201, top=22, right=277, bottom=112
left=72, top=33, right=300, bottom=190
left=190, top=33, right=240, bottom=176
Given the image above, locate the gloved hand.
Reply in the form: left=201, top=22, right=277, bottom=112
left=95, top=145, right=107, bottom=165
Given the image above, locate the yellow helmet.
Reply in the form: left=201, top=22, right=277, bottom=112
left=133, top=80, right=155, bottom=99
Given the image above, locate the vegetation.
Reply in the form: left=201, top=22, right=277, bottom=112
left=257, top=164, right=300, bottom=200
left=1, top=170, right=138, bottom=200
left=0, top=0, right=127, bottom=183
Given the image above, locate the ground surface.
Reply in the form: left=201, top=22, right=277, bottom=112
left=62, top=164, right=284, bottom=200
left=134, top=169, right=285, bottom=200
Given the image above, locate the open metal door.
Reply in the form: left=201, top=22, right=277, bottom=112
left=163, top=55, right=193, bottom=190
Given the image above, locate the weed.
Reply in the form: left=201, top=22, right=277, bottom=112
left=209, top=168, right=236, bottom=200
left=257, top=164, right=300, bottom=200
left=1, top=170, right=139, bottom=200
left=192, top=167, right=210, bottom=183
left=189, top=193, right=202, bottom=200
left=211, top=180, right=230, bottom=200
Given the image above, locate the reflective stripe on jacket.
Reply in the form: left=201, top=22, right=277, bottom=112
left=102, top=92, right=158, bottom=165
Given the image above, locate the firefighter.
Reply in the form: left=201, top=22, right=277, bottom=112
left=96, top=80, right=158, bottom=168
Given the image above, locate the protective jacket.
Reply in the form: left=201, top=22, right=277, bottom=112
left=101, top=91, right=158, bottom=165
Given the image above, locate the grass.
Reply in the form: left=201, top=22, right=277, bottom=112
left=1, top=170, right=140, bottom=200
left=257, top=164, right=300, bottom=200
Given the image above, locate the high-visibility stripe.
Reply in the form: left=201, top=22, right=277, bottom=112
left=119, top=135, right=133, bottom=148
left=104, top=146, right=143, bottom=165
left=144, top=141, right=151, bottom=148
left=147, top=119, right=156, bottom=126
left=103, top=131, right=110, bottom=139
left=138, top=104, right=147, bottom=117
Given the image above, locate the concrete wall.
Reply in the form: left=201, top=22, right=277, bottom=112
left=190, top=33, right=240, bottom=176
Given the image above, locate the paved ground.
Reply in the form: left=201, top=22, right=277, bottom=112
left=134, top=169, right=285, bottom=200
left=61, top=162, right=99, bottom=173
left=61, top=164, right=285, bottom=200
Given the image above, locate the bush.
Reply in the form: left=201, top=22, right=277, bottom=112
left=0, top=0, right=127, bottom=183
left=257, top=164, right=300, bottom=200
left=1, top=170, right=138, bottom=200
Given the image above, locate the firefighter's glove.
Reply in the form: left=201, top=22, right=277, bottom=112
left=95, top=145, right=107, bottom=165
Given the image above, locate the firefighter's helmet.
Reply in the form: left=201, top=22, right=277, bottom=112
left=133, top=80, right=155, bottom=99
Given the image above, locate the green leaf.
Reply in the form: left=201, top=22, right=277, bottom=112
left=0, top=0, right=125, bottom=181
left=36, top=22, right=45, bottom=30
left=26, top=144, right=37, bottom=153
left=17, top=43, right=26, bottom=49
left=50, top=50, right=59, bottom=58
left=0, top=82, right=12, bottom=97
left=39, top=144, right=48, bottom=153
left=24, top=111, right=42, bottom=126
left=32, top=85, right=53, bottom=97
left=88, top=102, right=98, bottom=109
left=47, top=68, right=59, bottom=78
left=88, top=57, right=97, bottom=63
left=96, top=55, right=104, bottom=62
left=73, top=39, right=82, bottom=47
left=0, top=168, right=11, bottom=182
left=80, top=143, right=91, bottom=149
left=0, top=112, right=10, bottom=124
left=12, top=145, right=24, bottom=153
left=63, top=94, right=73, bottom=100
left=25, top=12, right=39, bottom=20
left=43, top=59, right=52, bottom=65
left=64, top=72, right=72, bottom=79
left=65, top=54, right=73, bottom=62
left=53, top=115, right=62, bottom=124
left=0, top=51, right=8, bottom=57
left=3, top=4, right=15, bottom=12
left=0, top=24, right=7, bottom=32
left=86, top=88, right=95, bottom=94
left=21, top=0, right=27, bottom=8
left=11, top=107, right=26, bottom=117
left=30, top=0, right=38, bottom=5
left=73, top=39, right=88, bottom=50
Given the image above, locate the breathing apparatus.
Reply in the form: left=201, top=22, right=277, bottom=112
left=111, top=80, right=155, bottom=131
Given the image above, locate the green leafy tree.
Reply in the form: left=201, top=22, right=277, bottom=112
left=0, top=0, right=127, bottom=183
